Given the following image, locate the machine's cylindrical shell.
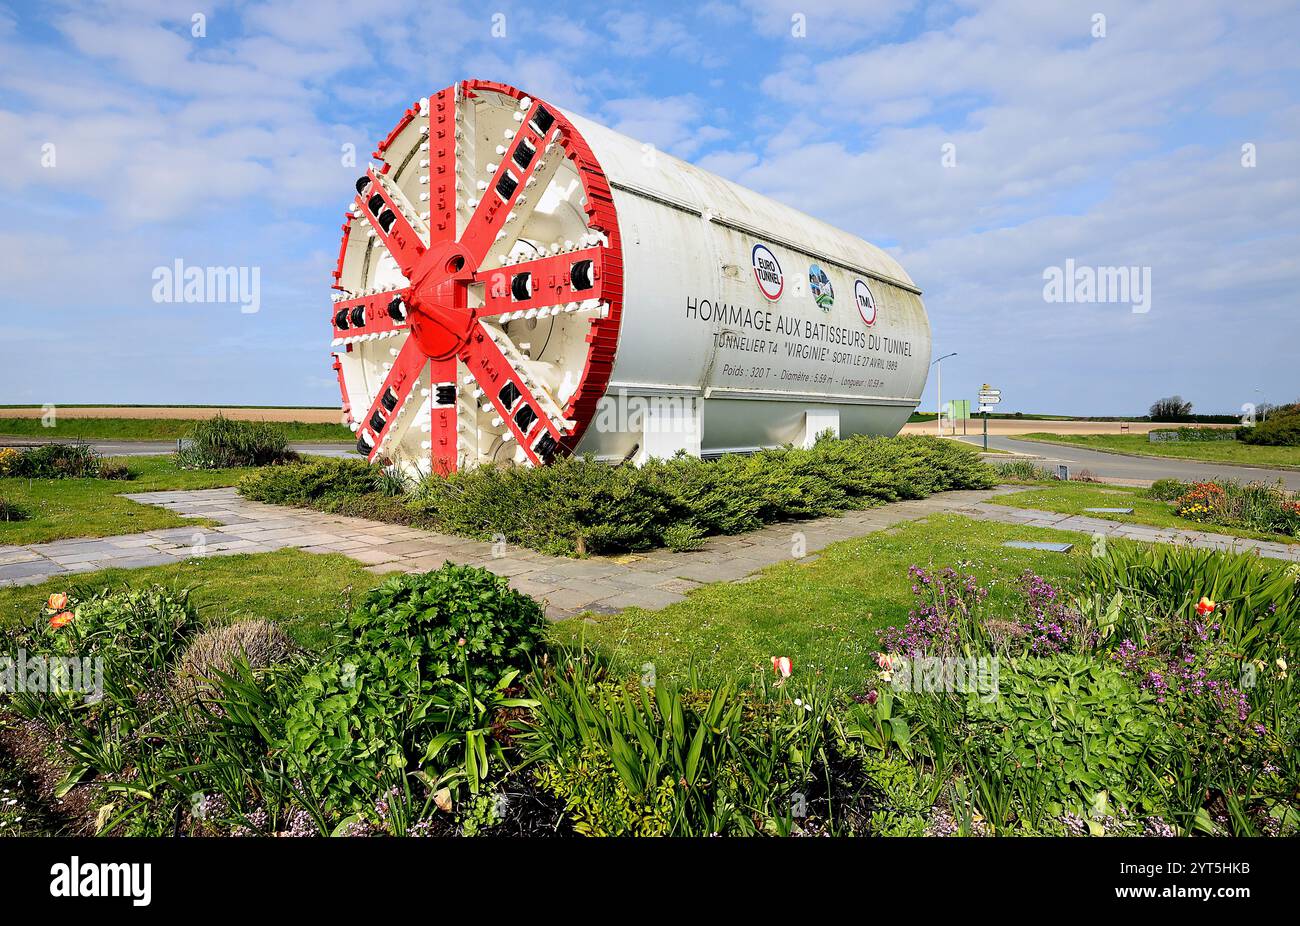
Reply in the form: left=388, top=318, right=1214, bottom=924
left=558, top=110, right=932, bottom=459
left=329, top=81, right=930, bottom=474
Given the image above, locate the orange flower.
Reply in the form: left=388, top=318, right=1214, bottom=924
left=1195, top=596, right=1216, bottom=617
left=46, top=592, right=70, bottom=611
left=49, top=611, right=74, bottom=629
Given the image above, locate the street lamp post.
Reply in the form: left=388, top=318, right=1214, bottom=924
left=932, top=352, right=958, bottom=437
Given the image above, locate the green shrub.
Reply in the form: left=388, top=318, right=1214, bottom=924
left=1146, top=477, right=1190, bottom=501
left=533, top=745, right=677, bottom=836
left=962, top=655, right=1163, bottom=817
left=662, top=522, right=707, bottom=552
left=388, top=436, right=992, bottom=556
left=281, top=565, right=546, bottom=813
left=346, top=566, right=546, bottom=690
left=1149, top=426, right=1238, bottom=442
left=2, top=443, right=118, bottom=479
left=177, top=414, right=295, bottom=468
left=1239, top=403, right=1300, bottom=446
left=0, top=496, right=27, bottom=521
left=96, top=460, right=131, bottom=480
left=991, top=459, right=1052, bottom=481
left=281, top=657, right=412, bottom=814
left=239, top=457, right=381, bottom=505
left=414, top=456, right=681, bottom=556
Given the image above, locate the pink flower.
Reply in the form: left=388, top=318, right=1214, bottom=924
left=771, top=656, right=792, bottom=679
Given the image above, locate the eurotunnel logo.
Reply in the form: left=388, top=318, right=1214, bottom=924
left=751, top=243, right=783, bottom=301
left=809, top=263, right=834, bottom=311
left=854, top=279, right=877, bottom=326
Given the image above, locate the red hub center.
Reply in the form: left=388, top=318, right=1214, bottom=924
left=405, top=240, right=477, bottom=360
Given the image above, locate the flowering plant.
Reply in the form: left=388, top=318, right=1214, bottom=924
left=880, top=566, right=987, bottom=658
left=1110, top=603, right=1251, bottom=728
left=880, top=567, right=1094, bottom=659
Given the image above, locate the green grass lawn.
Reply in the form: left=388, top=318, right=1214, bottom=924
left=989, top=481, right=1298, bottom=545
left=550, top=514, right=1089, bottom=690
left=0, top=456, right=252, bottom=545
left=1020, top=432, right=1300, bottom=469
left=0, top=417, right=351, bottom=442
left=0, top=549, right=390, bottom=649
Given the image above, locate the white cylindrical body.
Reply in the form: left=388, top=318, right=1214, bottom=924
left=330, top=81, right=931, bottom=474
left=560, top=110, right=932, bottom=460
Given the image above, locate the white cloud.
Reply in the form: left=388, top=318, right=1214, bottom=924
left=601, top=94, right=729, bottom=158
left=737, top=0, right=920, bottom=42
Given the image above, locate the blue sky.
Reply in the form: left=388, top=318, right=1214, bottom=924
left=2, top=0, right=1297, bottom=416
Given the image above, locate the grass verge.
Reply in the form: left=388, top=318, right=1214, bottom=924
left=1020, top=432, right=1300, bottom=469
left=1, top=456, right=253, bottom=545
left=989, top=481, right=1299, bottom=545
left=0, top=548, right=388, bottom=648
left=0, top=418, right=351, bottom=442
left=549, top=514, right=1088, bottom=689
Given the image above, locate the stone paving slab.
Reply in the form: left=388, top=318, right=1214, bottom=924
left=0, top=560, right=68, bottom=581
left=6, top=486, right=1297, bottom=607
left=965, top=502, right=1300, bottom=562
left=0, top=549, right=44, bottom=566
left=588, top=587, right=687, bottom=612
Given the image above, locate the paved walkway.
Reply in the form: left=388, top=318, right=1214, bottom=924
left=1, top=488, right=1295, bottom=619
left=960, top=502, right=1300, bottom=562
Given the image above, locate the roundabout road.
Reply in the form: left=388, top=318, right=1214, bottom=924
left=964, top=435, right=1300, bottom=490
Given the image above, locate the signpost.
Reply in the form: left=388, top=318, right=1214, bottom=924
left=977, top=384, right=1001, bottom=451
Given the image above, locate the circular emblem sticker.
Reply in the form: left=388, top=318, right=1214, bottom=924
left=809, top=263, right=834, bottom=311
left=854, top=279, right=877, bottom=326
left=751, top=244, right=783, bottom=301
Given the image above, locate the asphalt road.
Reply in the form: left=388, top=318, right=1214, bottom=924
left=964, top=435, right=1300, bottom=490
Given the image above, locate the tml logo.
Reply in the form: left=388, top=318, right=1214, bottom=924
left=49, top=856, right=152, bottom=907
left=854, top=279, right=877, bottom=326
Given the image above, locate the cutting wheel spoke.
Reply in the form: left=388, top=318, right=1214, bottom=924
left=355, top=167, right=429, bottom=278
left=425, top=356, right=459, bottom=475
left=353, top=337, right=428, bottom=462
left=459, top=98, right=565, bottom=266
left=331, top=287, right=412, bottom=342
left=462, top=323, right=566, bottom=467
left=475, top=246, right=609, bottom=320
